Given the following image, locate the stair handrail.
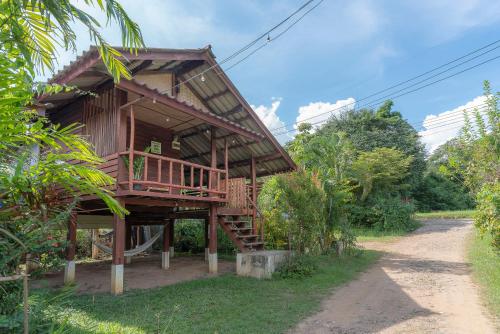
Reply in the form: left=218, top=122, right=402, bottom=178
left=245, top=189, right=265, bottom=244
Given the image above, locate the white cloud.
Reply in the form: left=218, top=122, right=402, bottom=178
left=295, top=98, right=356, bottom=131
left=419, top=95, right=488, bottom=152
left=251, top=98, right=291, bottom=144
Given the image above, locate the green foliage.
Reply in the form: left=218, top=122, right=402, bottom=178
left=275, top=255, right=318, bottom=279
left=351, top=147, right=413, bottom=201
left=0, top=0, right=143, bottom=328
left=320, top=101, right=426, bottom=195
left=468, top=230, right=500, bottom=316
left=413, top=171, right=474, bottom=212
left=259, top=171, right=327, bottom=254
left=173, top=220, right=236, bottom=255
left=441, top=81, right=500, bottom=250
left=0, top=0, right=144, bottom=78
left=474, top=183, right=500, bottom=249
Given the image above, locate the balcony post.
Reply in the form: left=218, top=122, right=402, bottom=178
left=128, top=106, right=135, bottom=190
left=250, top=155, right=257, bottom=233
left=210, top=126, right=217, bottom=194
left=116, top=89, right=128, bottom=184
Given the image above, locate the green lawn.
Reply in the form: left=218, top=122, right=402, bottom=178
left=415, top=210, right=476, bottom=220
left=468, top=230, right=500, bottom=318
left=34, top=251, right=380, bottom=333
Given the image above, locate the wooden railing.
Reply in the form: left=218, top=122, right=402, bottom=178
left=246, top=184, right=265, bottom=242
left=118, top=150, right=228, bottom=200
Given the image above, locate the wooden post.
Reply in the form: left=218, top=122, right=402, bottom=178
left=64, top=212, right=77, bottom=284
left=210, top=126, right=217, bottom=193
left=204, top=219, right=209, bottom=262
left=128, top=106, right=135, bottom=190
left=169, top=219, right=174, bottom=258
left=250, top=155, right=257, bottom=234
left=116, top=89, right=128, bottom=183
left=208, top=205, right=217, bottom=273
left=111, top=199, right=125, bottom=295
left=162, top=222, right=171, bottom=269
left=125, top=223, right=132, bottom=264
left=224, top=139, right=229, bottom=193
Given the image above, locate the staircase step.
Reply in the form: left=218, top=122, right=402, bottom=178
left=244, top=241, right=264, bottom=247
left=230, top=227, right=253, bottom=232
left=237, top=234, right=259, bottom=239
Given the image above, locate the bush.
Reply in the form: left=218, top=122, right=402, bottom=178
left=173, top=220, right=237, bottom=255
left=474, top=183, right=500, bottom=250
left=275, top=255, right=318, bottom=279
left=348, top=195, right=416, bottom=232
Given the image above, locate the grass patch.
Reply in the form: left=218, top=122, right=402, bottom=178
left=354, top=221, right=423, bottom=243
left=468, top=229, right=500, bottom=318
left=415, top=210, right=476, bottom=219
left=32, top=250, right=380, bottom=334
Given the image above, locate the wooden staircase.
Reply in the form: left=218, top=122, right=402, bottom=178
left=217, top=209, right=264, bottom=252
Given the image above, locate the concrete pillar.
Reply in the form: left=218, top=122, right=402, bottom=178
left=162, top=222, right=170, bottom=269
left=64, top=212, right=77, bottom=284
left=111, top=203, right=125, bottom=295
left=91, top=229, right=99, bottom=259
left=64, top=260, right=75, bottom=284
left=208, top=205, right=218, bottom=273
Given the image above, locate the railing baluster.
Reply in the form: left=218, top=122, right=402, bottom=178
left=144, top=156, right=148, bottom=181
left=157, top=159, right=161, bottom=183
left=199, top=168, right=204, bottom=196
left=190, top=166, right=194, bottom=188
left=168, top=161, right=173, bottom=185
left=180, top=164, right=184, bottom=186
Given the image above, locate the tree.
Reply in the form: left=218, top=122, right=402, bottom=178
left=320, top=100, right=426, bottom=196
left=351, top=147, right=413, bottom=202
left=0, top=0, right=143, bottom=328
left=446, top=81, right=500, bottom=249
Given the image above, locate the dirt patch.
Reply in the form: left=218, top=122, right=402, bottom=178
left=291, top=219, right=498, bottom=334
left=33, top=254, right=235, bottom=294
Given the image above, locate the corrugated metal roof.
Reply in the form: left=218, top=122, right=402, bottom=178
left=41, top=46, right=295, bottom=177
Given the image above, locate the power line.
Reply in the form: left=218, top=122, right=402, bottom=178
left=272, top=98, right=493, bottom=137
left=271, top=54, right=500, bottom=136
left=268, top=38, right=500, bottom=133
left=164, top=0, right=321, bottom=93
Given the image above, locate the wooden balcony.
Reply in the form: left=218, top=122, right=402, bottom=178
left=115, top=150, right=229, bottom=203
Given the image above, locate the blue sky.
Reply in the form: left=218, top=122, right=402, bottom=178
left=53, top=0, right=500, bottom=151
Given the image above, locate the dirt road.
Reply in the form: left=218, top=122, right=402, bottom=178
left=291, top=219, right=498, bottom=334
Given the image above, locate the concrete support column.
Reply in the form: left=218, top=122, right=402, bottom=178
left=162, top=222, right=171, bottom=269
left=208, top=205, right=218, bottom=273
left=169, top=219, right=174, bottom=258
left=91, top=229, right=99, bottom=259
left=204, top=219, right=209, bottom=262
left=64, top=212, right=77, bottom=284
left=111, top=201, right=125, bottom=295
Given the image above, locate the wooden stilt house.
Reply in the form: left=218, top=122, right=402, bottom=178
left=39, top=46, right=295, bottom=294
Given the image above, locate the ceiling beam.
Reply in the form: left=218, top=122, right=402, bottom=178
left=217, top=152, right=283, bottom=169
left=116, top=80, right=265, bottom=141
left=205, top=89, right=230, bottom=102
left=130, top=60, right=153, bottom=75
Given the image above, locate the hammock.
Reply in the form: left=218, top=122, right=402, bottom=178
left=92, top=227, right=164, bottom=257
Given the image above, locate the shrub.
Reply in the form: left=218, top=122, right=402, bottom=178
left=275, top=255, right=318, bottom=279
left=347, top=195, right=416, bottom=232
left=474, top=182, right=500, bottom=250
left=173, top=220, right=237, bottom=255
